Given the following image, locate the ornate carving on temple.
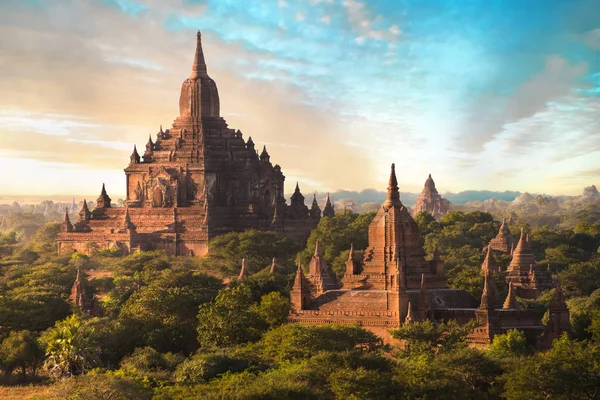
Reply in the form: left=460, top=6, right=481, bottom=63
left=412, top=174, right=451, bottom=220
left=322, top=193, right=335, bottom=217
left=488, top=218, right=515, bottom=253
left=134, top=181, right=144, bottom=201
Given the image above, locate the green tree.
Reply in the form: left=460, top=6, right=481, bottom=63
left=119, top=346, right=184, bottom=383
left=201, top=230, right=299, bottom=276
left=504, top=334, right=600, bottom=400
left=119, top=270, right=222, bottom=353
left=257, top=324, right=381, bottom=363
left=197, top=285, right=266, bottom=348
left=252, top=291, right=289, bottom=329
left=297, top=212, right=375, bottom=267
left=488, top=329, right=529, bottom=357
left=391, top=320, right=479, bottom=355
left=41, top=314, right=100, bottom=379
left=0, top=330, right=43, bottom=377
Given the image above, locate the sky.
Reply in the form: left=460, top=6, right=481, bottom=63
left=0, top=0, right=599, bottom=200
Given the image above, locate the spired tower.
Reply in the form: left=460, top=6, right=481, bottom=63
left=57, top=32, right=319, bottom=256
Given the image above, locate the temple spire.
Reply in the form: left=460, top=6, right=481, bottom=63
left=130, top=145, right=140, bottom=164
left=190, top=30, right=207, bottom=80
left=97, top=183, right=112, bottom=209
left=260, top=145, right=270, bottom=162
left=480, top=268, right=499, bottom=310
left=314, top=239, right=322, bottom=258
left=503, top=282, right=519, bottom=309
left=323, top=193, right=335, bottom=217
left=62, top=209, right=73, bottom=232
left=404, top=302, right=414, bottom=324
left=482, top=245, right=499, bottom=274
left=347, top=243, right=355, bottom=261
left=122, top=205, right=135, bottom=232
left=385, top=163, right=401, bottom=206
left=79, top=199, right=91, bottom=221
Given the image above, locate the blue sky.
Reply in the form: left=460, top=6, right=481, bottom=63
left=0, top=0, right=599, bottom=199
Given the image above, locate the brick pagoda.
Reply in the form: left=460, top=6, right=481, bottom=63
left=57, top=32, right=319, bottom=256
left=289, top=164, right=568, bottom=347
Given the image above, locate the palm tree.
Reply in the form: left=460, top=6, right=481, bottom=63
left=41, top=314, right=98, bottom=379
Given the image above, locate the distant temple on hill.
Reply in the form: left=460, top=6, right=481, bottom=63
left=412, top=174, right=450, bottom=220
left=56, top=32, right=320, bottom=256
left=288, top=164, right=569, bottom=347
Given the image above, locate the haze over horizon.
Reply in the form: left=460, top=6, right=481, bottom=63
left=1, top=0, right=599, bottom=198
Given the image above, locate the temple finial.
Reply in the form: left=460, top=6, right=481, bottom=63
left=190, top=30, right=207, bottom=80
left=385, top=163, right=401, bottom=206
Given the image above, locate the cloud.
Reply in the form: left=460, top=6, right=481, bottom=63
left=321, top=14, right=331, bottom=24
left=457, top=55, right=589, bottom=153
left=295, top=12, right=304, bottom=21
left=341, top=0, right=401, bottom=42
left=585, top=28, right=600, bottom=49
left=0, top=0, right=376, bottom=194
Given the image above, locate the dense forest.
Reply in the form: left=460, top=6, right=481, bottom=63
left=0, top=205, right=599, bottom=399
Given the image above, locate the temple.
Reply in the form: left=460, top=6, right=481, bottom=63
left=504, top=229, right=553, bottom=298
left=412, top=174, right=451, bottom=220
left=487, top=218, right=516, bottom=253
left=289, top=164, right=476, bottom=339
left=289, top=164, right=569, bottom=347
left=56, top=32, right=319, bottom=256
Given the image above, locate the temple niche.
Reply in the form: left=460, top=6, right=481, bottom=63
left=412, top=174, right=451, bottom=220
left=57, top=32, right=319, bottom=257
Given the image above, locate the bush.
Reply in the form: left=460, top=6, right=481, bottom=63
left=173, top=352, right=250, bottom=384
